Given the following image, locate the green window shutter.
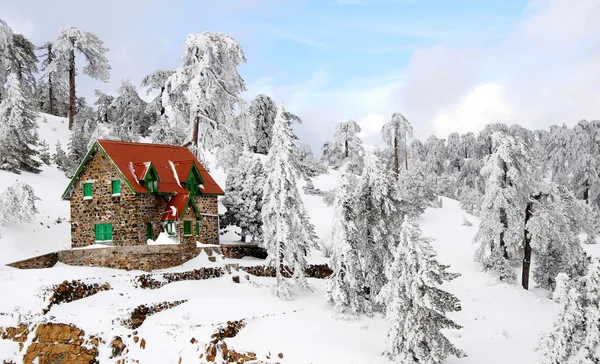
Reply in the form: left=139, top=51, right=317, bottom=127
left=106, top=224, right=112, bottom=241
left=112, top=180, right=121, bottom=195
left=146, top=222, right=152, bottom=240
left=184, top=221, right=192, bottom=235
left=167, top=222, right=175, bottom=236
left=83, top=183, right=92, bottom=197
left=95, top=224, right=102, bottom=241
left=195, top=221, right=200, bottom=236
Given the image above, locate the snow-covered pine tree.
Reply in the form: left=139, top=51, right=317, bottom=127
left=66, top=106, right=95, bottom=174
left=0, top=19, right=13, bottom=97
left=0, top=181, right=38, bottom=224
left=446, top=132, right=463, bottom=173
left=246, top=94, right=277, bottom=154
left=164, top=32, right=246, bottom=154
left=326, top=164, right=371, bottom=316
left=39, top=139, right=51, bottom=165
left=110, top=79, right=153, bottom=140
left=7, top=33, right=38, bottom=95
left=150, top=113, right=187, bottom=146
left=0, top=73, right=40, bottom=174
left=325, top=120, right=365, bottom=172
left=53, top=140, right=68, bottom=171
left=261, top=102, right=317, bottom=300
left=459, top=132, right=477, bottom=159
left=456, top=158, right=484, bottom=214
left=93, top=89, right=114, bottom=124
left=140, top=69, right=174, bottom=118
left=424, top=135, right=446, bottom=176
left=409, top=139, right=426, bottom=164
left=524, top=183, right=591, bottom=290
left=355, top=152, right=406, bottom=305
left=397, top=159, right=436, bottom=217
left=222, top=151, right=265, bottom=243
left=293, top=143, right=327, bottom=180
left=378, top=217, right=466, bottom=363
left=476, top=122, right=509, bottom=158
left=50, top=27, right=110, bottom=129
left=37, top=41, right=69, bottom=116
left=381, top=112, right=413, bottom=177
left=474, top=132, right=538, bottom=282
left=538, top=259, right=600, bottom=363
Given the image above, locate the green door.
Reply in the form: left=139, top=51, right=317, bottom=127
left=95, top=223, right=112, bottom=242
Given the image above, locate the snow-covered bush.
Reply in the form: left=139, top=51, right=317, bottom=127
left=0, top=182, right=39, bottom=225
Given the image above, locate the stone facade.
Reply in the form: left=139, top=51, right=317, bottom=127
left=68, top=147, right=219, bottom=250
left=8, top=252, right=58, bottom=269
left=221, top=244, right=268, bottom=259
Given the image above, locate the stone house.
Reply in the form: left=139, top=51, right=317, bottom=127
left=61, top=140, right=224, bottom=260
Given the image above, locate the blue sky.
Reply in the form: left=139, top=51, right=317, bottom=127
left=2, top=0, right=600, bottom=152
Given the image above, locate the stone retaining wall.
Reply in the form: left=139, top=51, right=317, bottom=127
left=57, top=245, right=184, bottom=271
left=220, top=244, right=268, bottom=259
left=7, top=252, right=59, bottom=269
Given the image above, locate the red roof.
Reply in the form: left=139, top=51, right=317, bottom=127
left=97, top=140, right=224, bottom=195
left=162, top=193, right=192, bottom=221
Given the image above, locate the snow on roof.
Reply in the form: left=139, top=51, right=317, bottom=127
left=168, top=160, right=181, bottom=187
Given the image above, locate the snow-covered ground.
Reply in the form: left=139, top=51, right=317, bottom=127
left=0, top=114, right=563, bottom=363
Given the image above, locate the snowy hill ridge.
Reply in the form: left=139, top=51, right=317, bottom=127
left=0, top=114, right=584, bottom=363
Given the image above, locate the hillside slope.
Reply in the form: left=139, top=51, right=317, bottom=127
left=0, top=114, right=560, bottom=363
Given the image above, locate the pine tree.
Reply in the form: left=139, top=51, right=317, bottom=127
left=326, top=164, right=371, bottom=316
left=474, top=132, right=538, bottom=282
left=378, top=218, right=466, bottom=363
left=93, top=89, right=114, bottom=124
left=50, top=26, right=110, bottom=129
left=524, top=183, right=591, bottom=290
left=355, top=152, right=406, bottom=304
left=110, top=79, right=153, bottom=140
left=7, top=33, right=38, bottom=94
left=67, top=106, right=95, bottom=174
left=538, top=259, right=600, bottom=363
left=397, top=160, right=436, bottom=217
left=37, top=41, right=69, bottom=116
left=424, top=135, right=446, bottom=176
left=150, top=113, right=187, bottom=146
left=446, top=132, right=463, bottom=173
left=246, top=94, right=277, bottom=154
left=164, top=32, right=246, bottom=153
left=261, top=102, right=316, bottom=300
left=39, top=139, right=51, bottom=165
left=222, top=151, right=265, bottom=243
left=140, top=69, right=174, bottom=118
left=53, top=140, right=68, bottom=171
left=0, top=73, right=40, bottom=174
left=293, top=143, right=327, bottom=180
left=381, top=112, right=413, bottom=177
left=325, top=120, right=365, bottom=172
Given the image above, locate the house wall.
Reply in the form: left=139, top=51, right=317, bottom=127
left=68, top=147, right=221, bottom=250
left=69, top=149, right=169, bottom=248
left=194, top=196, right=219, bottom=245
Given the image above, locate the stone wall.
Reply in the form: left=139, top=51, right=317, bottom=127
left=221, top=244, right=268, bottom=259
left=68, top=148, right=169, bottom=248
left=57, top=245, right=185, bottom=271
left=7, top=252, right=59, bottom=269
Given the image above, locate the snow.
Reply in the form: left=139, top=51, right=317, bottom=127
left=147, top=232, right=179, bottom=245
left=168, top=160, right=181, bottom=186
left=0, top=113, right=569, bottom=363
left=128, top=162, right=139, bottom=184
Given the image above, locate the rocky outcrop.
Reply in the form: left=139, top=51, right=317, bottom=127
left=240, top=264, right=333, bottom=279
left=44, top=280, right=111, bottom=314
left=135, top=267, right=224, bottom=289
left=123, top=300, right=187, bottom=329
left=23, top=323, right=99, bottom=364
left=204, top=320, right=259, bottom=363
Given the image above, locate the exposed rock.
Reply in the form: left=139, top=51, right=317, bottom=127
left=140, top=338, right=146, bottom=350
left=0, top=323, right=29, bottom=342
left=123, top=300, right=187, bottom=329
left=44, top=280, right=111, bottom=314
left=208, top=256, right=217, bottom=262
left=110, top=336, right=127, bottom=358
left=136, top=267, right=224, bottom=289
left=240, top=264, right=333, bottom=279
left=232, top=276, right=240, bottom=284
left=23, top=323, right=99, bottom=364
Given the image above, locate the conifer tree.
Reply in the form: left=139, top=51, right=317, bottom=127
left=0, top=182, right=38, bottom=224
left=38, top=41, right=69, bottom=116
left=355, top=152, right=406, bottom=303
left=378, top=218, right=466, bottom=363
left=261, top=102, right=316, bottom=300
left=327, top=164, right=371, bottom=316
left=381, top=112, right=413, bottom=177
left=222, top=151, right=265, bottom=243
left=325, top=120, right=365, bottom=171
left=474, top=132, right=538, bottom=282
left=0, top=74, right=40, bottom=174
left=53, top=140, right=68, bottom=171
left=50, top=27, right=110, bottom=129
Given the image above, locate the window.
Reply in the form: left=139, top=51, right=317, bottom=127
left=144, top=165, right=160, bottom=194
left=166, top=222, right=175, bottom=236
left=184, top=221, right=192, bottom=236
left=111, top=180, right=121, bottom=195
left=146, top=180, right=158, bottom=193
left=95, top=223, right=112, bottom=242
left=195, top=221, right=200, bottom=236
left=83, top=183, right=92, bottom=199
left=146, top=222, right=152, bottom=240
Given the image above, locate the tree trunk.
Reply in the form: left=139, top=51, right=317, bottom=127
left=191, top=113, right=200, bottom=151
left=344, top=139, right=348, bottom=159
left=47, top=43, right=54, bottom=116
left=584, top=179, right=589, bottom=204
left=159, top=86, right=166, bottom=116
left=522, top=201, right=533, bottom=290
left=499, top=207, right=509, bottom=259
left=393, top=135, right=399, bottom=179
left=68, top=40, right=75, bottom=130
